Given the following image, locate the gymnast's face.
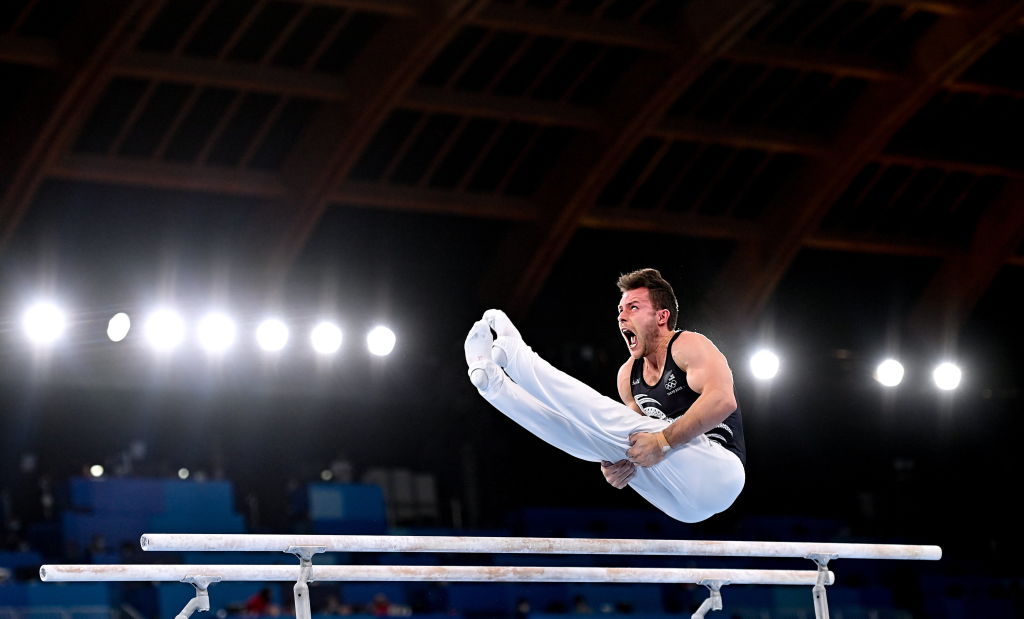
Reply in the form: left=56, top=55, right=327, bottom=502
left=617, top=287, right=666, bottom=359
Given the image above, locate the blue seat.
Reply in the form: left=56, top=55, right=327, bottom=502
left=567, top=583, right=664, bottom=613
left=340, top=582, right=408, bottom=606
left=446, top=583, right=510, bottom=613
left=0, top=550, right=44, bottom=570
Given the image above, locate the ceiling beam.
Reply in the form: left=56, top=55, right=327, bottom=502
left=333, top=180, right=540, bottom=221
left=909, top=179, right=1024, bottom=343
left=51, top=155, right=288, bottom=198
left=706, top=0, right=1024, bottom=329
left=866, top=0, right=976, bottom=16
left=51, top=154, right=991, bottom=264
left=290, top=0, right=676, bottom=49
left=472, top=2, right=673, bottom=51
left=0, top=33, right=58, bottom=67
left=490, top=0, right=771, bottom=317
left=2, top=33, right=1020, bottom=105
left=580, top=208, right=762, bottom=241
left=802, top=232, right=952, bottom=258
left=875, top=152, right=1024, bottom=180
left=277, top=0, right=1024, bottom=41
left=725, top=41, right=905, bottom=83
left=405, top=87, right=603, bottom=129
left=0, top=1, right=166, bottom=246
left=119, top=52, right=350, bottom=101
left=289, top=0, right=419, bottom=16
left=654, top=117, right=828, bottom=156
left=260, top=0, right=491, bottom=282
left=726, top=40, right=1024, bottom=98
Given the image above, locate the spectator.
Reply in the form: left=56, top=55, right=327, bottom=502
left=245, top=588, right=279, bottom=616
left=573, top=595, right=592, bottom=614
left=370, top=593, right=390, bottom=616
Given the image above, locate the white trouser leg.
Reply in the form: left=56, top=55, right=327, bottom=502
left=494, top=334, right=649, bottom=434
left=486, top=335, right=746, bottom=523
left=471, top=360, right=643, bottom=463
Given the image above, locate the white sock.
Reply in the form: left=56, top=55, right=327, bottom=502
left=465, top=320, right=499, bottom=391
left=469, top=366, right=491, bottom=390
left=482, top=309, right=520, bottom=367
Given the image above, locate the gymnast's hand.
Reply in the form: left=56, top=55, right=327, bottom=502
left=601, top=459, right=636, bottom=489
left=626, top=432, right=666, bottom=467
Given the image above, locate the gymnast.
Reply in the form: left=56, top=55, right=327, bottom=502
left=465, top=268, right=746, bottom=523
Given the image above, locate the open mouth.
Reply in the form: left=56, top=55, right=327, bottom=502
left=621, top=329, right=637, bottom=349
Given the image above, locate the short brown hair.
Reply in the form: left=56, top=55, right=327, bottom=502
left=617, top=268, right=679, bottom=330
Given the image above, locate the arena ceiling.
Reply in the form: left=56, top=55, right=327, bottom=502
left=1, top=0, right=1022, bottom=352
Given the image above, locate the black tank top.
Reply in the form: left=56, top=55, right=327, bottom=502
left=630, top=331, right=746, bottom=465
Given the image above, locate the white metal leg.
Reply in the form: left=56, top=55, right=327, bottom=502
left=287, top=545, right=325, bottom=619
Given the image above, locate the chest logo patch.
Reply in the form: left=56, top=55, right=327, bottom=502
left=664, top=371, right=677, bottom=391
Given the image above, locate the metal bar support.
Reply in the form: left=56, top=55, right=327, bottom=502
left=287, top=545, right=325, bottom=619
left=806, top=553, right=837, bottom=619
left=176, top=576, right=221, bottom=619
left=691, top=579, right=726, bottom=618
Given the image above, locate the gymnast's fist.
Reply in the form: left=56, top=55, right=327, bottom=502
left=600, top=459, right=636, bottom=489
left=626, top=432, right=666, bottom=467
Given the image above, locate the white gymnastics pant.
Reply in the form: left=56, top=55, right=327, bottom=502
left=471, top=335, right=744, bottom=523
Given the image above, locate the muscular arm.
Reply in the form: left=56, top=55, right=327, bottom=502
left=627, top=332, right=738, bottom=466
left=660, top=331, right=738, bottom=448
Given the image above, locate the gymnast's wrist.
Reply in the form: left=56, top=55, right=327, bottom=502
left=656, top=431, right=671, bottom=454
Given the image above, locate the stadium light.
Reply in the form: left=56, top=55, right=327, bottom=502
left=197, top=312, right=236, bottom=353
left=22, top=302, right=67, bottom=345
left=311, top=321, right=342, bottom=355
left=107, top=312, right=131, bottom=342
left=874, top=359, right=904, bottom=387
left=144, top=309, right=185, bottom=352
left=256, top=318, right=289, bottom=352
left=750, top=349, right=780, bottom=380
left=932, top=362, right=962, bottom=391
left=89, top=465, right=104, bottom=478
left=366, top=326, right=396, bottom=356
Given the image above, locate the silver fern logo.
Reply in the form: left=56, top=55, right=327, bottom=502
left=664, top=371, right=677, bottom=391
left=634, top=394, right=666, bottom=419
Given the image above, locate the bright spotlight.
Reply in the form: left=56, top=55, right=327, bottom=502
left=366, top=326, right=396, bottom=356
left=144, top=309, right=185, bottom=352
left=22, top=302, right=66, bottom=344
left=320, top=469, right=333, bottom=481
left=178, top=468, right=190, bottom=480
left=107, top=312, right=131, bottom=342
left=89, top=465, right=104, bottom=478
left=311, top=321, right=342, bottom=354
left=874, top=359, right=904, bottom=387
left=197, top=312, right=236, bottom=353
left=256, top=318, right=289, bottom=352
left=933, top=362, right=962, bottom=391
left=750, top=349, right=780, bottom=380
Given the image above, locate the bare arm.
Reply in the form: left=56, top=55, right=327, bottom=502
left=616, top=360, right=644, bottom=415
left=627, top=332, right=738, bottom=466
left=601, top=362, right=644, bottom=489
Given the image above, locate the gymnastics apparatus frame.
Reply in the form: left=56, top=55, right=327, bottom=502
left=41, top=533, right=941, bottom=619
